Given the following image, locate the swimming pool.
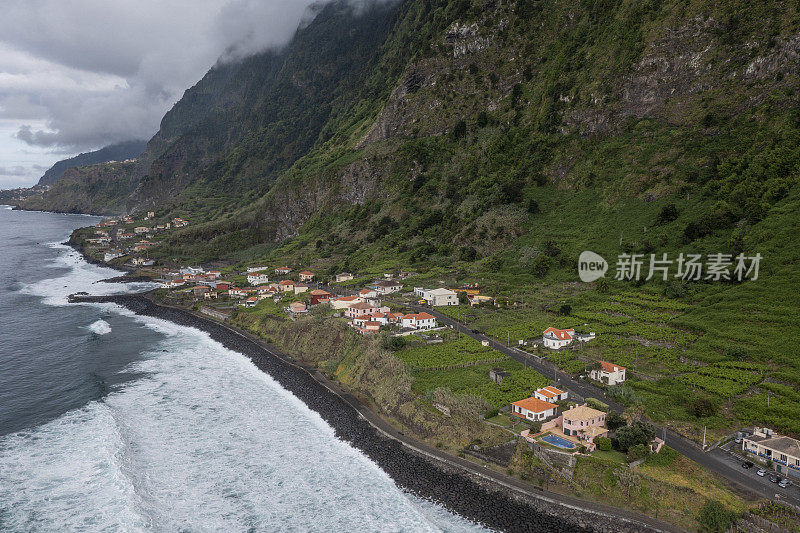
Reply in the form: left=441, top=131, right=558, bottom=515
left=541, top=433, right=576, bottom=449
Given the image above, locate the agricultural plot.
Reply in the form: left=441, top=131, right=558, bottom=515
left=397, top=336, right=505, bottom=370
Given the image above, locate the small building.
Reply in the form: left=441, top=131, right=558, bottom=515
left=489, top=368, right=510, bottom=384
left=589, top=361, right=627, bottom=386
left=334, top=272, right=354, bottom=283
left=278, top=279, right=295, bottom=292
left=247, top=266, right=269, bottom=273
left=275, top=266, right=292, bottom=275
left=542, top=327, right=575, bottom=350
left=421, top=288, right=459, bottom=306
left=294, top=283, right=309, bottom=295
left=243, top=296, right=258, bottom=308
left=192, top=285, right=210, bottom=297
left=743, top=428, right=800, bottom=479
left=287, top=301, right=307, bottom=317
left=309, top=289, right=332, bottom=306
left=510, top=397, right=558, bottom=422
left=299, top=271, right=315, bottom=282
left=134, top=226, right=149, bottom=234
left=359, top=321, right=381, bottom=334
left=468, top=294, right=495, bottom=307
left=373, top=280, right=402, bottom=294
left=247, top=272, right=270, bottom=285
left=401, top=312, right=437, bottom=330
left=534, top=386, right=568, bottom=403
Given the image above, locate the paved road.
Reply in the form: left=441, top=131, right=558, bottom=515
left=186, top=303, right=684, bottom=533
left=402, top=302, right=800, bottom=508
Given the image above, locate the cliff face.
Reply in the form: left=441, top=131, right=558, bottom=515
left=21, top=0, right=800, bottom=261
left=22, top=161, right=138, bottom=215
left=36, top=140, right=146, bottom=187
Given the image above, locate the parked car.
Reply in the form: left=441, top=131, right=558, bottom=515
left=734, top=437, right=742, bottom=444
left=741, top=462, right=753, bottom=469
left=757, top=468, right=768, bottom=476
left=778, top=479, right=792, bottom=488
left=769, top=474, right=780, bottom=483
left=471, top=329, right=479, bottom=334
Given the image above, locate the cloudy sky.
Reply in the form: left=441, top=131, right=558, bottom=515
left=0, top=0, right=322, bottom=188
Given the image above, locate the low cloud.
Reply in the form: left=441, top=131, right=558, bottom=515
left=0, top=166, right=28, bottom=176
left=0, top=0, right=329, bottom=152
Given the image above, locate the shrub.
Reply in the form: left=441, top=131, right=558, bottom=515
left=689, top=396, right=717, bottom=418
left=626, top=443, right=650, bottom=462
left=595, top=437, right=612, bottom=451
left=698, top=500, right=737, bottom=533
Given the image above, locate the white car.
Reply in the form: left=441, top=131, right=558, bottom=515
left=756, top=468, right=768, bottom=477
left=778, top=479, right=792, bottom=488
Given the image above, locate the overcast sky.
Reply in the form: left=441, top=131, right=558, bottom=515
left=0, top=0, right=322, bottom=188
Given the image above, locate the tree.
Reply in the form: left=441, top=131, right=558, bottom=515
left=614, top=421, right=655, bottom=452
left=457, top=291, right=469, bottom=305
left=606, top=411, right=627, bottom=431
left=656, top=203, right=679, bottom=224
left=698, top=500, right=737, bottom=533
left=558, top=304, right=571, bottom=316
left=626, top=443, right=650, bottom=462
left=450, top=119, right=467, bottom=140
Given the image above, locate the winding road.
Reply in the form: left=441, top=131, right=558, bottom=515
left=400, top=302, right=800, bottom=508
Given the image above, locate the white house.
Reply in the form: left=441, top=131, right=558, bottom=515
left=373, top=280, right=402, bottom=294
left=534, top=386, right=568, bottom=403
left=589, top=361, right=627, bottom=386
left=401, top=312, right=437, bottom=330
left=335, top=272, right=354, bottom=282
left=542, top=327, right=575, bottom=350
left=247, top=272, right=270, bottom=285
left=421, top=288, right=459, bottom=306
left=247, top=266, right=269, bottom=273
left=510, top=397, right=557, bottom=421
left=104, top=250, right=124, bottom=262
left=743, top=428, right=800, bottom=479
left=243, top=296, right=258, bottom=307
left=275, top=266, right=292, bottom=275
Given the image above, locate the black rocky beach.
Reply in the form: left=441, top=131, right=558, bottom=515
left=76, top=292, right=667, bottom=533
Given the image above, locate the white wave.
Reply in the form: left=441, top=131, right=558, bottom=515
left=24, top=241, right=157, bottom=306
left=0, top=311, right=487, bottom=532
left=87, top=319, right=112, bottom=335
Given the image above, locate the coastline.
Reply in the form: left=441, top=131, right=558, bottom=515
left=77, top=292, right=679, bottom=533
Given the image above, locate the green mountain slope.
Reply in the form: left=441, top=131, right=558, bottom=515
left=35, top=0, right=800, bottom=435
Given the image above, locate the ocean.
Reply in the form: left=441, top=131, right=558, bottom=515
left=0, top=208, right=487, bottom=532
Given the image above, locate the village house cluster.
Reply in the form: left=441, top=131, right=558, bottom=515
left=86, top=213, right=190, bottom=265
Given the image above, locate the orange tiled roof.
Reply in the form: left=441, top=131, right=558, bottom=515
left=511, top=397, right=556, bottom=414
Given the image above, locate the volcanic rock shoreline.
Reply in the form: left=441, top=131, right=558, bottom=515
left=81, top=293, right=663, bottom=533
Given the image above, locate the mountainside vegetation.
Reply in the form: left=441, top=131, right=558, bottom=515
left=25, top=0, right=800, bottom=438
left=36, top=140, right=146, bottom=187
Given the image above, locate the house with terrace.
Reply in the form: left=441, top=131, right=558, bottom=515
left=559, top=404, right=608, bottom=445
left=299, top=271, right=315, bottom=282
